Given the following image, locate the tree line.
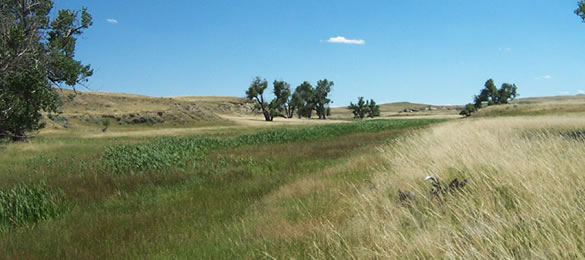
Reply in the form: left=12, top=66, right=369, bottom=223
left=460, top=79, right=518, bottom=117
left=246, top=77, right=333, bottom=121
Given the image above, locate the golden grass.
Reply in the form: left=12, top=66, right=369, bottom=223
left=320, top=116, right=585, bottom=258
left=476, top=95, right=585, bottom=117
left=329, top=102, right=461, bottom=120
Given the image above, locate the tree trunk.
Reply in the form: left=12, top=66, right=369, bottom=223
left=11, top=129, right=26, bottom=142
left=262, top=110, right=273, bottom=121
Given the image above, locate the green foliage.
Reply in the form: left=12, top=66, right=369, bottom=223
left=0, top=184, right=64, bottom=230
left=348, top=97, right=368, bottom=119
left=459, top=103, right=477, bottom=117
left=292, top=81, right=315, bottom=118
left=498, top=83, right=518, bottom=104
left=367, top=99, right=380, bottom=118
left=102, top=119, right=441, bottom=173
left=348, top=97, right=380, bottom=119
left=101, top=118, right=111, bottom=132
left=314, top=79, right=334, bottom=119
left=0, top=1, right=93, bottom=141
left=576, top=0, right=585, bottom=22
left=271, top=80, right=293, bottom=118
left=473, top=79, right=518, bottom=108
left=245, top=77, right=272, bottom=121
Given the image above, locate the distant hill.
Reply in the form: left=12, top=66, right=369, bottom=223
left=329, top=101, right=461, bottom=119
left=44, top=89, right=255, bottom=129
left=475, top=95, right=585, bottom=117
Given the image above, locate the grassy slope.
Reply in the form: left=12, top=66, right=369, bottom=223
left=320, top=115, right=585, bottom=258
left=475, top=94, right=585, bottom=117
left=4, top=90, right=585, bottom=258
left=46, top=89, right=255, bottom=130
left=0, top=119, right=440, bottom=258
left=329, top=101, right=461, bottom=119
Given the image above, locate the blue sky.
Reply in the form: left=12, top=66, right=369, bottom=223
left=53, top=0, right=585, bottom=106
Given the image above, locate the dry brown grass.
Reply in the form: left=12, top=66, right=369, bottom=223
left=476, top=95, right=585, bottom=117
left=329, top=102, right=461, bottom=120
left=319, top=116, right=585, bottom=258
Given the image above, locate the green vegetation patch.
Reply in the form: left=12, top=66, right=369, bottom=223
left=0, top=184, right=64, bottom=230
left=103, top=119, right=442, bottom=174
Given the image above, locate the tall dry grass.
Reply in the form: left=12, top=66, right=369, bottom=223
left=319, top=116, right=585, bottom=259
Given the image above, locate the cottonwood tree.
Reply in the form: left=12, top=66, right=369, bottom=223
left=348, top=97, right=368, bottom=119
left=0, top=0, right=93, bottom=141
left=246, top=77, right=273, bottom=121
left=367, top=99, right=380, bottom=118
left=348, top=97, right=381, bottom=119
left=474, top=79, right=498, bottom=107
left=271, top=80, right=294, bottom=118
left=314, top=79, right=333, bottom=119
left=292, top=81, right=315, bottom=118
left=473, top=79, right=518, bottom=108
left=497, top=83, right=518, bottom=104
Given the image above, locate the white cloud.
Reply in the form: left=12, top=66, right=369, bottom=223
left=106, top=18, right=118, bottom=24
left=326, top=36, right=365, bottom=45
left=577, top=90, right=585, bottom=94
left=536, top=75, right=552, bottom=80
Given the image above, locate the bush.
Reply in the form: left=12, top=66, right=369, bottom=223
left=459, top=103, right=477, bottom=117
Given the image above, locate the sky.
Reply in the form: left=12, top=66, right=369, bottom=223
left=53, top=0, right=585, bottom=106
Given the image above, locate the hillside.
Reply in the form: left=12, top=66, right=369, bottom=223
left=475, top=94, right=585, bottom=117
left=329, top=101, right=462, bottom=119
left=44, top=89, right=256, bottom=129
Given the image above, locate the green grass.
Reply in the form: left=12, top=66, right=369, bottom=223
left=0, top=184, right=65, bottom=230
left=103, top=119, right=441, bottom=173
left=0, top=118, right=442, bottom=258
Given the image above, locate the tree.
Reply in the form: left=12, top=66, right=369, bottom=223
left=576, top=0, right=585, bottom=22
left=292, top=81, right=315, bottom=118
left=474, top=79, right=498, bottom=107
left=497, top=83, right=518, bottom=104
left=245, top=77, right=272, bottom=121
left=348, top=97, right=369, bottom=119
left=473, top=79, right=519, bottom=109
left=1, top=0, right=93, bottom=141
left=459, top=103, right=476, bottom=117
left=314, top=79, right=333, bottom=119
left=348, top=97, right=381, bottom=119
left=367, top=99, right=380, bottom=118
left=271, top=80, right=293, bottom=118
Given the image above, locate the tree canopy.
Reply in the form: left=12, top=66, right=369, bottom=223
left=473, top=79, right=518, bottom=108
left=1, top=0, right=93, bottom=140
left=576, top=0, right=585, bottom=22
left=348, top=97, right=380, bottom=119
left=245, top=77, right=272, bottom=121
left=245, top=78, right=334, bottom=121
left=314, top=79, right=334, bottom=119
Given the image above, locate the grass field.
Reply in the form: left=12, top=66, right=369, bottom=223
left=319, top=115, right=585, bottom=258
left=0, top=118, right=441, bottom=258
left=2, top=91, right=585, bottom=258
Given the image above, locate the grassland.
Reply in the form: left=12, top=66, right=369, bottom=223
left=0, top=118, right=441, bottom=258
left=2, top=91, right=585, bottom=258
left=475, top=94, right=585, bottom=117
left=318, top=115, right=585, bottom=258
